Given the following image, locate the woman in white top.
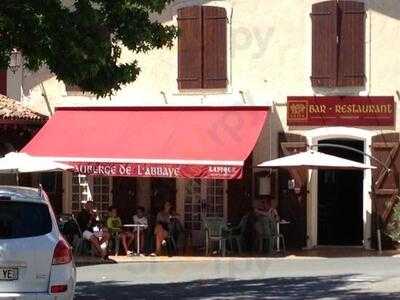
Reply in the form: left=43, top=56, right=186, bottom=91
left=132, top=206, right=148, bottom=253
left=133, top=206, right=148, bottom=229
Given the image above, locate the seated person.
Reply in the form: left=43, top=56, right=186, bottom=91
left=254, top=199, right=280, bottom=222
left=265, top=199, right=280, bottom=222
left=154, top=201, right=171, bottom=255
left=132, top=206, right=148, bottom=253
left=76, top=200, right=110, bottom=258
left=241, top=206, right=259, bottom=252
left=169, top=207, right=184, bottom=249
left=107, top=206, right=134, bottom=255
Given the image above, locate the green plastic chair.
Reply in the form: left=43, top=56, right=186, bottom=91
left=257, top=216, right=274, bottom=254
left=203, top=217, right=229, bottom=256
left=228, top=215, right=248, bottom=254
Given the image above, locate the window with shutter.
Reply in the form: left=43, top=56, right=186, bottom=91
left=203, top=7, right=228, bottom=89
left=177, top=6, right=227, bottom=90
left=177, top=6, right=203, bottom=89
left=311, top=1, right=365, bottom=88
left=337, top=1, right=366, bottom=86
left=0, top=70, right=6, bottom=95
left=311, top=1, right=338, bottom=87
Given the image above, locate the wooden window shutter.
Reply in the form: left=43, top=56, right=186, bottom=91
left=337, top=1, right=366, bottom=87
left=311, top=1, right=338, bottom=87
left=0, top=70, right=6, bottom=95
left=202, top=6, right=228, bottom=89
left=177, top=6, right=203, bottom=89
left=371, top=133, right=400, bottom=248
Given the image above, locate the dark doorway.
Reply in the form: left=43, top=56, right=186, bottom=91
left=112, top=177, right=137, bottom=223
left=318, top=139, right=364, bottom=246
left=151, top=178, right=177, bottom=216
left=40, top=172, right=63, bottom=215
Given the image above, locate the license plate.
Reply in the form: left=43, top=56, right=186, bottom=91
left=0, top=268, right=18, bottom=281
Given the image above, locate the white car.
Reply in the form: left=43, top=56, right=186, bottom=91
left=0, top=186, right=76, bottom=299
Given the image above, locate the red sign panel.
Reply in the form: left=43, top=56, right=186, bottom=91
left=287, top=96, right=395, bottom=126
left=71, top=162, right=243, bottom=180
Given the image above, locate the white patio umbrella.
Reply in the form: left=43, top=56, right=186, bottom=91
left=0, top=152, right=73, bottom=184
left=257, top=150, right=375, bottom=170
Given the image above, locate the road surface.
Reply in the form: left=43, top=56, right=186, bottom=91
left=75, top=257, right=400, bottom=299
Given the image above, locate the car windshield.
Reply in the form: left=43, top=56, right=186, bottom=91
left=0, top=201, right=52, bottom=239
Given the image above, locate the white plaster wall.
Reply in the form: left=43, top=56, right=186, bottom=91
left=15, top=1, right=400, bottom=143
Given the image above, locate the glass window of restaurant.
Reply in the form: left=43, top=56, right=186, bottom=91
left=184, top=179, right=226, bottom=245
left=71, top=174, right=112, bottom=218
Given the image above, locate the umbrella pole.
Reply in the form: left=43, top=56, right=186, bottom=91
left=16, top=172, right=19, bottom=186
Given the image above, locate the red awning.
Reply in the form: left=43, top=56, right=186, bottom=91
left=23, top=106, right=268, bottom=179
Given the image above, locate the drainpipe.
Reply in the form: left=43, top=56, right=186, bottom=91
left=40, top=82, right=53, bottom=116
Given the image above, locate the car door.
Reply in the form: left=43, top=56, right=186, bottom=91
left=0, top=200, right=57, bottom=293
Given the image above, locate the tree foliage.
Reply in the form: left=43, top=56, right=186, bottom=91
left=386, top=201, right=400, bottom=242
left=0, top=0, right=177, bottom=97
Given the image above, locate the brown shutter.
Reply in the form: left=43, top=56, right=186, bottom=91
left=202, top=6, right=227, bottom=89
left=311, top=1, right=338, bottom=87
left=371, top=133, right=400, bottom=249
left=177, top=6, right=203, bottom=89
left=278, top=133, right=308, bottom=249
left=0, top=70, right=6, bottom=95
left=337, top=1, right=366, bottom=86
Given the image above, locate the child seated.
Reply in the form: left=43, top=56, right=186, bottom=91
left=107, top=206, right=134, bottom=255
left=132, top=206, right=148, bottom=253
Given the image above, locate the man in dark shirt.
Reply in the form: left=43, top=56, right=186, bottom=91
left=76, top=200, right=110, bottom=258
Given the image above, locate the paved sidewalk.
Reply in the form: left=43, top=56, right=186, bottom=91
left=75, top=248, right=400, bottom=266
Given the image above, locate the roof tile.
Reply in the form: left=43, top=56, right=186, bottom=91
left=0, top=94, right=47, bottom=122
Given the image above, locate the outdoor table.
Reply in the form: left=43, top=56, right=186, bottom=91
left=276, top=220, right=290, bottom=252
left=123, top=224, right=147, bottom=255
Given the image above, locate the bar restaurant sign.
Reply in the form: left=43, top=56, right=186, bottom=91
left=287, top=96, right=395, bottom=126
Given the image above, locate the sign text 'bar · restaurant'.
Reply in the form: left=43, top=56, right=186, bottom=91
left=287, top=96, right=395, bottom=127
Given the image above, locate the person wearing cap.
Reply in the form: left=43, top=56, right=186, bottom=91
left=76, top=199, right=110, bottom=258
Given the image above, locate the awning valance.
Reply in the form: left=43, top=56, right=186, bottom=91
left=23, top=106, right=268, bottom=179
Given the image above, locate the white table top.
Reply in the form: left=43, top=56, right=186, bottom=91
left=123, top=224, right=147, bottom=228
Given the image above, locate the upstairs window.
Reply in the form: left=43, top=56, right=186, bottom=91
left=311, top=1, right=366, bottom=87
left=177, top=6, right=228, bottom=90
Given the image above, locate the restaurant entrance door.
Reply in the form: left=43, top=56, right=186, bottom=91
left=318, top=139, right=364, bottom=246
left=184, top=180, right=225, bottom=246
